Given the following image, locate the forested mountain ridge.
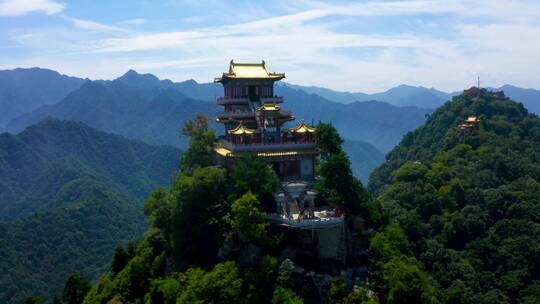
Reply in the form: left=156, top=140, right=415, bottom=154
left=0, top=119, right=181, bottom=303
left=77, top=115, right=380, bottom=304
left=367, top=88, right=540, bottom=303
left=0, top=180, right=147, bottom=304
left=0, top=118, right=180, bottom=219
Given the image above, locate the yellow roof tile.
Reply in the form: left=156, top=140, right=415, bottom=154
left=215, top=146, right=233, bottom=157
left=258, top=103, right=280, bottom=111
left=289, top=121, right=316, bottom=133
left=228, top=123, right=256, bottom=135
left=215, top=60, right=285, bottom=82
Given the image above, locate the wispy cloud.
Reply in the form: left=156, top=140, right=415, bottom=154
left=0, top=0, right=64, bottom=16
left=64, top=16, right=128, bottom=33
left=3, top=0, right=540, bottom=92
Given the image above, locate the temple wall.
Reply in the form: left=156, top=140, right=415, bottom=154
left=301, top=157, right=313, bottom=177
left=316, top=223, right=346, bottom=264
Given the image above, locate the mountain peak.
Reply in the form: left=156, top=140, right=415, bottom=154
left=123, top=69, right=139, bottom=76
left=182, top=79, right=198, bottom=85
left=116, top=69, right=160, bottom=83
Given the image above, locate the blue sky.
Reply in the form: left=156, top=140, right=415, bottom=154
left=1, top=0, right=540, bottom=93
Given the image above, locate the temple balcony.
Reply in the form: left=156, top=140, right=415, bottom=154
left=216, top=110, right=256, bottom=120
left=256, top=109, right=293, bottom=117
left=217, top=138, right=316, bottom=153
left=216, top=96, right=284, bottom=105
left=260, top=96, right=284, bottom=103
left=216, top=97, right=250, bottom=105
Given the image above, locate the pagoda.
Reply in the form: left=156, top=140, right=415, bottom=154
left=214, top=61, right=346, bottom=264
left=214, top=60, right=318, bottom=181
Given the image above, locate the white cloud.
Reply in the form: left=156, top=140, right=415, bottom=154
left=65, top=16, right=128, bottom=33
left=0, top=0, right=64, bottom=17
left=5, top=0, right=540, bottom=92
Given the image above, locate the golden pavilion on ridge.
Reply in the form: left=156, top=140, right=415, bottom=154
left=214, top=60, right=318, bottom=180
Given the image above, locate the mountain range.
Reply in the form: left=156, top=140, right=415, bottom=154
left=0, top=68, right=86, bottom=128
left=4, top=69, right=429, bottom=152
left=3, top=67, right=540, bottom=182
left=0, top=119, right=181, bottom=303
left=282, top=82, right=540, bottom=114
left=2, top=67, right=540, bottom=303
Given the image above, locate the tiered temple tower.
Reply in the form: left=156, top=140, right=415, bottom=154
left=214, top=60, right=318, bottom=181
left=214, top=60, right=346, bottom=264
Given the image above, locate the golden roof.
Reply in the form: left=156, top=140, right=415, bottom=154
left=215, top=146, right=233, bottom=157
left=289, top=121, right=316, bottom=133
left=466, top=116, right=480, bottom=123
left=258, top=103, right=280, bottom=111
left=215, top=60, right=285, bottom=82
left=228, top=123, right=256, bottom=135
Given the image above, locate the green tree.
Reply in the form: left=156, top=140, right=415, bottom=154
left=229, top=154, right=279, bottom=209
left=22, top=295, right=44, bottom=304
left=272, top=286, right=303, bottom=304
left=318, top=151, right=370, bottom=217
left=176, top=261, right=243, bottom=304
left=343, top=287, right=379, bottom=304
left=52, top=295, right=61, bottom=304
left=229, top=192, right=270, bottom=243
left=369, top=224, right=411, bottom=264
left=146, top=277, right=181, bottom=304
left=180, top=113, right=215, bottom=174
left=62, top=274, right=90, bottom=304
left=111, top=245, right=129, bottom=276
left=316, top=122, right=343, bottom=158
left=145, top=166, right=229, bottom=269
left=315, top=123, right=372, bottom=219
left=383, top=257, right=438, bottom=304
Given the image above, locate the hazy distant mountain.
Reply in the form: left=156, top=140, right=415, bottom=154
left=6, top=70, right=428, bottom=153
left=173, top=78, right=222, bottom=101
left=0, top=119, right=180, bottom=303
left=274, top=85, right=432, bottom=152
left=368, top=84, right=455, bottom=108
left=7, top=71, right=216, bottom=147
left=279, top=82, right=371, bottom=104
left=0, top=68, right=86, bottom=127
left=342, top=139, right=385, bottom=183
left=169, top=79, right=431, bottom=152
left=283, top=82, right=455, bottom=108
left=282, top=82, right=540, bottom=116
left=496, top=84, right=540, bottom=114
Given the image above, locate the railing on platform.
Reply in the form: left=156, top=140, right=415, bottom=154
left=216, top=96, right=284, bottom=104
left=216, top=111, right=256, bottom=119
left=218, top=139, right=316, bottom=152
left=267, top=213, right=344, bottom=229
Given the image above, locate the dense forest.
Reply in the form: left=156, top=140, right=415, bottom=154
left=368, top=88, right=540, bottom=303
left=40, top=113, right=376, bottom=304
left=9, top=83, right=540, bottom=303
left=0, top=119, right=181, bottom=304
left=64, top=88, right=540, bottom=304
